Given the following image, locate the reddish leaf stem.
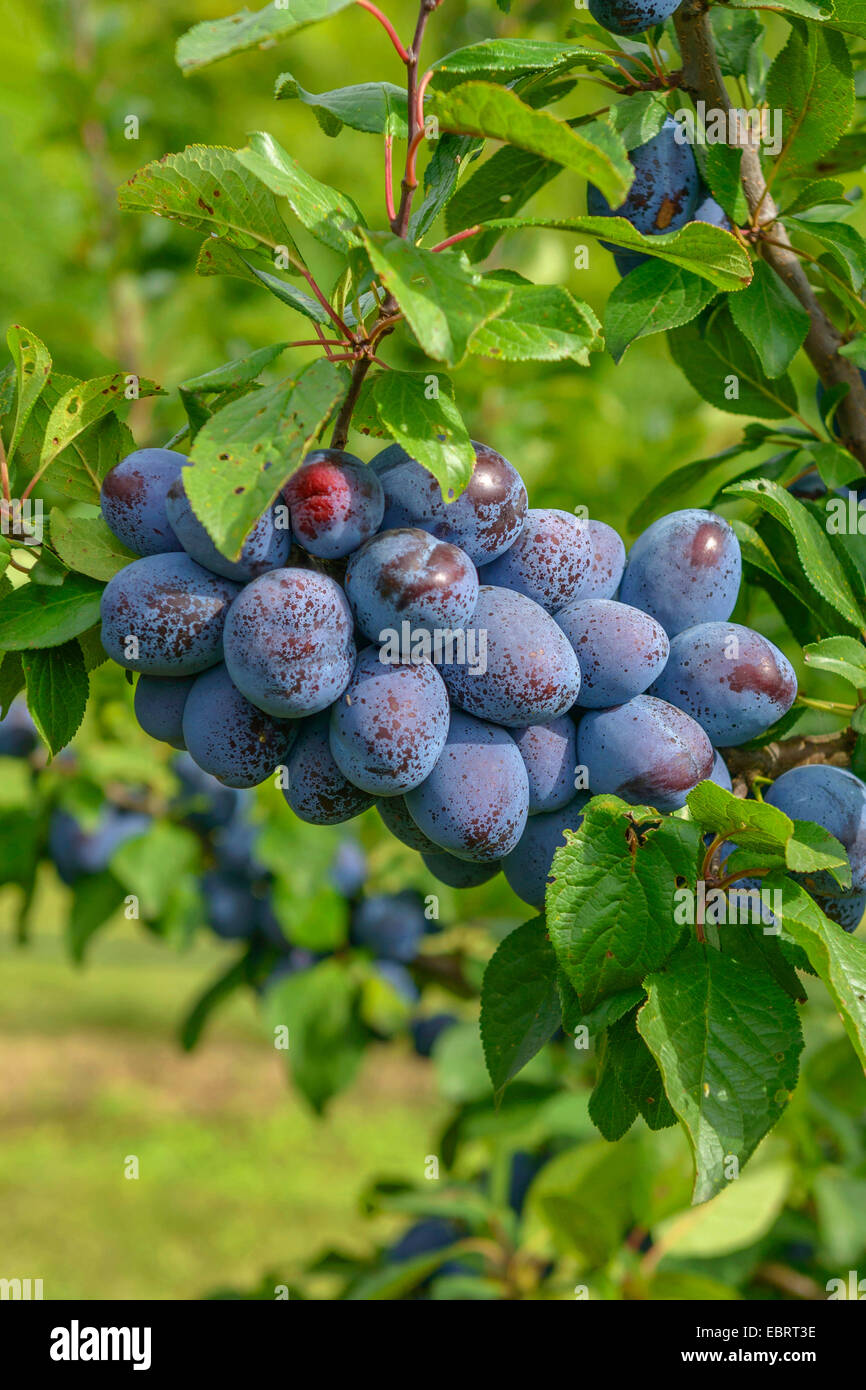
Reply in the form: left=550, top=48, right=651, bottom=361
left=356, top=0, right=410, bottom=63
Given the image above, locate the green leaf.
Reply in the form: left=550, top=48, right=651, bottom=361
left=485, top=217, right=752, bottom=292
left=710, top=6, right=762, bottom=78
left=732, top=517, right=815, bottom=608
left=180, top=955, right=251, bottom=1051
left=180, top=343, right=290, bottom=397
left=67, top=872, right=125, bottom=963
left=237, top=131, right=365, bottom=256
left=654, top=1161, right=793, bottom=1258
left=686, top=779, right=794, bottom=851
left=443, top=144, right=560, bottom=247
left=196, top=241, right=331, bottom=323
left=49, top=510, right=137, bottom=581
left=669, top=305, right=799, bottom=419
left=411, top=133, right=483, bottom=241
left=360, top=232, right=511, bottom=366
left=185, top=357, right=347, bottom=558
left=39, top=374, right=163, bottom=475
left=430, top=82, right=632, bottom=208
left=766, top=23, right=854, bottom=175
left=589, top=1010, right=675, bottom=1141
left=176, top=0, right=353, bottom=73
left=0, top=651, right=24, bottom=715
left=547, top=795, right=702, bottom=1011
left=598, top=92, right=668, bottom=152
left=774, top=876, right=866, bottom=1070
left=702, top=142, right=748, bottom=225
left=21, top=640, right=88, bottom=756
left=728, top=261, right=810, bottom=379
left=0, top=573, right=104, bottom=650
left=789, top=218, right=866, bottom=291
left=723, top=477, right=865, bottom=630
left=638, top=935, right=803, bottom=1203
left=275, top=73, right=408, bottom=138
left=803, top=635, right=866, bottom=688
left=120, top=144, right=302, bottom=264
left=431, top=38, right=595, bottom=86
left=264, top=958, right=366, bottom=1113
left=480, top=916, right=562, bottom=1100
left=824, top=0, right=866, bottom=39
left=471, top=282, right=602, bottom=364
left=366, top=370, right=475, bottom=500
left=786, top=820, right=851, bottom=889
left=777, top=178, right=846, bottom=217
left=809, top=440, right=862, bottom=489
left=7, top=325, right=51, bottom=465
left=110, top=821, right=199, bottom=919
left=528, top=1139, right=638, bottom=1262
left=605, top=260, right=718, bottom=364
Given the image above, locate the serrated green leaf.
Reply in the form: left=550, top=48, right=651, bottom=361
left=638, top=934, right=803, bottom=1203
left=21, top=640, right=88, bottom=756
left=237, top=131, right=366, bottom=256
left=275, top=73, right=408, bottom=138
left=710, top=6, right=763, bottom=78
left=184, top=357, right=347, bottom=557
left=702, top=142, right=748, bottom=225
left=7, top=325, right=51, bottom=465
left=686, top=779, right=794, bottom=851
left=480, top=916, right=562, bottom=1099
left=728, top=261, right=810, bottom=379
left=367, top=370, right=475, bottom=500
left=605, top=260, right=718, bottom=364
left=471, top=282, right=601, bottom=364
left=766, top=23, right=854, bottom=176
left=431, top=38, right=600, bottom=85
left=654, top=1161, right=793, bottom=1258
left=196, top=240, right=331, bottom=323
left=49, top=510, right=137, bottom=582
left=803, top=635, right=866, bottom=688
left=0, top=573, right=104, bottom=651
left=731, top=517, right=812, bottom=607
left=176, top=0, right=353, bottom=73
left=589, top=1010, right=675, bottom=1141
left=669, top=305, right=799, bottom=419
left=809, top=440, right=862, bottom=489
left=777, top=178, right=846, bottom=216
left=443, top=144, right=560, bottom=248
left=824, top=0, right=866, bottom=39
left=0, top=652, right=24, bottom=715
left=411, top=133, right=483, bottom=241
left=789, top=218, right=866, bottom=291
left=787, top=819, right=851, bottom=889
left=528, top=1139, right=638, bottom=1262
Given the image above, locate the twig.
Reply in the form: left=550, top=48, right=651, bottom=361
left=721, top=728, right=858, bottom=787
left=430, top=225, right=482, bottom=253
left=384, top=132, right=396, bottom=223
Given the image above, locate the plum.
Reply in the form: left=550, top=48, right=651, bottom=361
left=512, top=716, right=578, bottom=815
left=165, top=477, right=290, bottom=580
left=619, top=508, right=742, bottom=637
left=101, top=553, right=240, bottom=676
left=283, top=711, right=375, bottom=824
left=578, top=694, right=714, bottom=810
left=345, top=527, right=478, bottom=642
left=100, top=448, right=186, bottom=556
left=557, top=598, right=669, bottom=708
left=133, top=674, right=195, bottom=749
left=764, top=764, right=866, bottom=896
left=589, top=0, right=682, bottom=38
left=478, top=508, right=593, bottom=613
left=502, top=792, right=590, bottom=908
left=283, top=449, right=384, bottom=558
left=182, top=664, right=294, bottom=788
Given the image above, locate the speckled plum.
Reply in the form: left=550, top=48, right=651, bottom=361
left=404, top=710, right=529, bottom=862
left=819, top=889, right=866, bottom=933
left=710, top=750, right=733, bottom=792
left=765, top=764, right=866, bottom=896
left=557, top=598, right=669, bottom=708
left=650, top=621, right=797, bottom=746
left=283, top=449, right=384, bottom=559
left=502, top=793, right=591, bottom=908
left=345, top=527, right=478, bottom=642
left=283, top=712, right=375, bottom=824
left=329, top=647, right=450, bottom=796
left=377, top=796, right=441, bottom=852
left=619, top=509, right=742, bottom=637
left=512, top=716, right=578, bottom=815
left=478, top=508, right=593, bottom=613
left=165, top=477, right=290, bottom=581
left=181, top=664, right=294, bottom=788
left=371, top=440, right=528, bottom=565
left=589, top=0, right=682, bottom=38
left=100, top=448, right=186, bottom=556
left=578, top=694, right=714, bottom=810
left=575, top=520, right=627, bottom=599
left=442, top=586, right=581, bottom=727
left=134, top=674, right=195, bottom=749
left=693, top=191, right=733, bottom=230
left=223, top=568, right=355, bottom=718
left=587, top=118, right=699, bottom=240
left=100, top=553, right=240, bottom=676
left=421, top=851, right=501, bottom=888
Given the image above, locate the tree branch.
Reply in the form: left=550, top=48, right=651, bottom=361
left=722, top=727, right=857, bottom=796
left=673, top=0, right=866, bottom=470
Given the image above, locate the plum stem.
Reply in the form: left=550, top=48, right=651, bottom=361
left=384, top=132, right=396, bottom=222
left=430, top=225, right=482, bottom=253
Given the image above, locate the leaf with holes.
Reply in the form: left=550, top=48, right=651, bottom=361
left=39, top=375, right=163, bottom=474
left=7, top=325, right=51, bottom=465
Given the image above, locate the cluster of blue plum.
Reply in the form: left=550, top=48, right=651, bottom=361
left=96, top=434, right=805, bottom=917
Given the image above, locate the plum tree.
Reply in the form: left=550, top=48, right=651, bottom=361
left=165, top=477, right=290, bottom=580
left=283, top=711, right=375, bottom=824
left=502, top=792, right=590, bottom=907
left=619, top=509, right=742, bottom=637
left=511, top=717, right=578, bottom=815
left=588, top=0, right=682, bottom=38
left=329, top=647, right=450, bottom=795
left=556, top=598, right=669, bottom=708
left=765, top=765, right=866, bottom=896
left=371, top=441, right=528, bottom=564
left=133, top=674, right=196, bottom=750
left=404, top=710, right=529, bottom=861
left=223, top=568, right=355, bottom=718
left=578, top=695, right=714, bottom=810
left=650, top=622, right=797, bottom=746
left=283, top=449, right=384, bottom=558
left=100, top=448, right=187, bottom=556
left=443, top=586, right=581, bottom=726
left=181, top=664, right=295, bottom=788
left=345, top=527, right=478, bottom=641
left=478, top=508, right=593, bottom=613
left=100, top=553, right=240, bottom=676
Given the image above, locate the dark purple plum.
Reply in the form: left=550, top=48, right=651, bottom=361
left=589, top=0, right=682, bottom=38
left=134, top=674, right=195, bottom=749
left=578, top=694, right=714, bottom=810
left=223, top=568, right=355, bottom=718
left=182, top=664, right=294, bottom=788
left=201, top=869, right=259, bottom=940
left=283, top=712, right=374, bottom=824
left=165, top=477, right=290, bottom=581
left=818, top=889, right=866, bottom=933
left=693, top=191, right=732, bottom=229
left=377, top=796, right=441, bottom=852
left=587, top=117, right=699, bottom=242
left=404, top=710, right=529, bottom=862
left=0, top=699, right=38, bottom=757
left=410, top=1013, right=458, bottom=1057
left=512, top=717, right=578, bottom=815
left=49, top=806, right=152, bottom=886
left=764, top=765, right=866, bottom=896
left=329, top=648, right=450, bottom=796
left=575, top=520, right=627, bottom=600
left=557, top=598, right=669, bottom=709
left=710, top=750, right=732, bottom=792
left=350, top=891, right=427, bottom=962
left=345, top=527, right=478, bottom=642
left=100, top=448, right=186, bottom=556
left=371, top=440, right=528, bottom=565
left=650, top=621, right=797, bottom=746
left=100, top=553, right=240, bottom=676
left=283, top=449, right=384, bottom=559
left=502, top=793, right=590, bottom=908
left=619, top=509, right=742, bottom=638
left=788, top=467, right=827, bottom=500
left=478, top=508, right=593, bottom=613
left=442, top=586, right=581, bottom=727
left=421, top=851, right=501, bottom=888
